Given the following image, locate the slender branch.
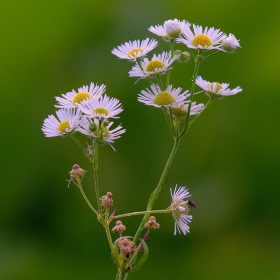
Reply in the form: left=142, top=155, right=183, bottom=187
left=133, top=137, right=180, bottom=242
left=112, top=209, right=174, bottom=220
left=76, top=177, right=98, bottom=215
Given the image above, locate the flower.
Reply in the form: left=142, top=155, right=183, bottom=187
left=170, top=102, right=204, bottom=119
left=100, top=192, right=113, bottom=208
left=42, top=108, right=82, bottom=137
left=78, top=95, right=123, bottom=119
left=111, top=38, right=158, bottom=61
left=222, top=33, right=241, bottom=52
left=169, top=186, right=193, bottom=235
left=77, top=119, right=126, bottom=144
left=112, top=221, right=126, bottom=236
left=55, top=83, right=106, bottom=108
left=129, top=52, right=178, bottom=78
left=138, top=84, right=189, bottom=108
left=176, top=24, right=226, bottom=50
left=195, top=76, right=242, bottom=98
left=148, top=19, right=190, bottom=42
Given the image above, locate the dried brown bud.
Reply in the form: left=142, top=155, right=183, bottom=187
left=112, top=220, right=126, bottom=235
left=144, top=216, right=160, bottom=229
left=118, top=238, right=136, bottom=259
left=70, top=164, right=86, bottom=178
left=100, top=192, right=113, bottom=208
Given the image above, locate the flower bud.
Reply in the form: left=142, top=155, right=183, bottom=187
left=144, top=216, right=160, bottom=229
left=112, top=220, right=126, bottom=236
left=89, top=123, right=97, bottom=132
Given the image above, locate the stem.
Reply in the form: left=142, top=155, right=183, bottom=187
left=92, top=143, right=103, bottom=221
left=188, top=97, right=213, bottom=129
left=104, top=219, right=115, bottom=252
left=112, top=209, right=174, bottom=220
left=166, top=40, right=174, bottom=88
left=181, top=53, right=201, bottom=136
left=203, top=50, right=222, bottom=60
left=116, top=270, right=128, bottom=280
left=133, top=137, right=180, bottom=242
left=70, top=134, right=91, bottom=162
left=76, top=177, right=98, bottom=215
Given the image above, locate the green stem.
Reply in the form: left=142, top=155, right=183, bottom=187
left=104, top=218, right=115, bottom=252
left=133, top=137, right=180, bottom=242
left=188, top=97, right=213, bottom=128
left=116, top=270, right=128, bottom=280
left=203, top=50, right=222, bottom=60
left=70, top=134, right=91, bottom=162
left=112, top=209, right=174, bottom=220
left=76, top=177, right=98, bottom=215
left=92, top=143, right=103, bottom=222
left=180, top=54, right=201, bottom=137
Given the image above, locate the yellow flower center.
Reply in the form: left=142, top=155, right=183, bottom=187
left=209, top=82, right=223, bottom=93
left=145, top=60, right=165, bottom=72
left=72, top=92, right=91, bottom=104
left=127, top=48, right=143, bottom=57
left=58, top=120, right=70, bottom=133
left=154, top=91, right=175, bottom=106
left=93, top=107, right=109, bottom=116
left=171, top=103, right=187, bottom=118
left=192, top=34, right=213, bottom=47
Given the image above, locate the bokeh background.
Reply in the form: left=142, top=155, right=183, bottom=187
left=1, top=0, right=280, bottom=279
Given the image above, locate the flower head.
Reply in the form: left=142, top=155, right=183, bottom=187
left=100, top=192, right=113, bottom=208
left=112, top=221, right=126, bottom=236
left=138, top=84, right=189, bottom=108
left=77, top=119, right=125, bottom=149
left=55, top=83, right=105, bottom=109
left=196, top=76, right=242, bottom=99
left=149, top=19, right=190, bottom=42
left=170, top=102, right=204, bottom=119
left=78, top=95, right=123, bottom=120
left=177, top=24, right=226, bottom=50
left=129, top=52, right=178, bottom=79
left=222, top=33, right=241, bottom=52
left=169, top=186, right=193, bottom=235
left=42, top=108, right=82, bottom=137
left=111, top=38, right=158, bottom=61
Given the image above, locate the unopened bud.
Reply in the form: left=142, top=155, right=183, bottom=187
left=89, top=123, right=97, bottom=132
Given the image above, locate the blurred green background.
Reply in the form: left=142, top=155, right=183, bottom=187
left=1, top=0, right=280, bottom=279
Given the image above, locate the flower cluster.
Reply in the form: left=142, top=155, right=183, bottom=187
left=42, top=82, right=125, bottom=150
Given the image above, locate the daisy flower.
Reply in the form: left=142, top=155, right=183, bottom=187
left=78, top=94, right=123, bottom=120
left=148, top=19, right=190, bottom=42
left=169, top=186, right=193, bottom=235
left=77, top=119, right=126, bottom=143
left=55, top=83, right=106, bottom=109
left=170, top=102, right=205, bottom=119
left=222, top=33, right=241, bottom=52
left=176, top=24, right=226, bottom=50
left=42, top=108, right=82, bottom=137
left=111, top=38, right=158, bottom=61
left=196, top=76, right=242, bottom=98
left=129, top=52, right=178, bottom=78
left=138, top=84, right=189, bottom=108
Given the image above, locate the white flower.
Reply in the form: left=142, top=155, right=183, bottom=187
left=111, top=38, right=158, bottom=61
left=177, top=24, right=226, bottom=50
left=170, top=102, right=204, bottom=119
left=55, top=83, right=106, bottom=108
left=78, top=95, right=123, bottom=120
left=222, top=33, right=241, bottom=52
left=169, top=186, right=193, bottom=235
left=138, top=84, right=189, bottom=108
left=195, top=76, right=242, bottom=98
left=77, top=119, right=126, bottom=143
left=42, top=108, right=82, bottom=137
left=148, top=19, right=190, bottom=42
left=129, top=52, right=178, bottom=78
